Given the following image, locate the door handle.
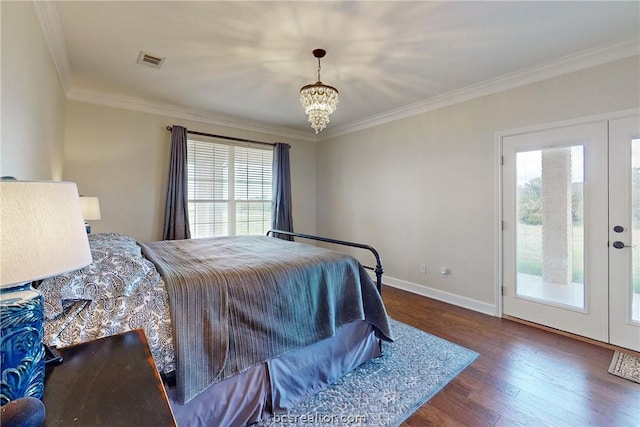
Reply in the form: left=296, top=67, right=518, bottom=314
left=612, top=241, right=632, bottom=249
left=613, top=225, right=624, bottom=233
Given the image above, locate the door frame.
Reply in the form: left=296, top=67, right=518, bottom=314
left=495, top=108, right=640, bottom=323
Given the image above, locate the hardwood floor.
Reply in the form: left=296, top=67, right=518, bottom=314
left=381, top=285, right=640, bottom=426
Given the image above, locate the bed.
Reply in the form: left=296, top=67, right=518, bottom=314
left=40, top=232, right=393, bottom=426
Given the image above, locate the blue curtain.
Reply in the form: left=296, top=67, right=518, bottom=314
left=162, top=125, right=191, bottom=240
left=271, top=143, right=294, bottom=240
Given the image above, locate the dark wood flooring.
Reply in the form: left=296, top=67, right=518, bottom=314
left=381, top=285, right=640, bottom=426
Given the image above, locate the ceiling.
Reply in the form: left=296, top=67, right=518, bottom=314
left=39, top=1, right=640, bottom=140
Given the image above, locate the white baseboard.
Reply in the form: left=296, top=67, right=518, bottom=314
left=369, top=271, right=497, bottom=317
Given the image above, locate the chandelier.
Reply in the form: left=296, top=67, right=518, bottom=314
left=299, top=49, right=339, bottom=134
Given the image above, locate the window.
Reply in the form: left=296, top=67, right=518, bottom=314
left=187, top=139, right=272, bottom=238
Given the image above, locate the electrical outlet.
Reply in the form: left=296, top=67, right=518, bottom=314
left=419, top=264, right=427, bottom=274
left=440, top=267, right=449, bottom=278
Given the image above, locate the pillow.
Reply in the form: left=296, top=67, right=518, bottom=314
left=88, top=233, right=145, bottom=259
left=40, top=233, right=161, bottom=319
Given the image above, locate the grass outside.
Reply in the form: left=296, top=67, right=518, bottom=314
left=517, top=223, right=640, bottom=292
left=517, top=223, right=584, bottom=283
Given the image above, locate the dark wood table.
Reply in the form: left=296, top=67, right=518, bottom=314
left=42, top=329, right=176, bottom=426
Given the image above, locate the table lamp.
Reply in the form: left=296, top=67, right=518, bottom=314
left=0, top=181, right=92, bottom=405
left=79, top=196, right=101, bottom=233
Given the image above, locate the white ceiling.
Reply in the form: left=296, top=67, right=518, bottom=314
left=39, top=1, right=640, bottom=140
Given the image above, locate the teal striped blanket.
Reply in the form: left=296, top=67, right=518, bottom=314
left=140, top=236, right=393, bottom=404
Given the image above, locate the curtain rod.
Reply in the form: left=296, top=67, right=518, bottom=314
left=165, top=126, right=289, bottom=148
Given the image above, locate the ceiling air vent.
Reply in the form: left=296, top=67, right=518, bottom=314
left=137, top=51, right=165, bottom=69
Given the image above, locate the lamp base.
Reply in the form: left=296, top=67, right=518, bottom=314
left=0, top=284, right=45, bottom=405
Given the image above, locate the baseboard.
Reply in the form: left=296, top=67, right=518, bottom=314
left=369, top=271, right=497, bottom=316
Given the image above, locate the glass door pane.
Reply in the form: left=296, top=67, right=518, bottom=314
left=632, top=138, right=639, bottom=322
left=515, top=145, right=584, bottom=309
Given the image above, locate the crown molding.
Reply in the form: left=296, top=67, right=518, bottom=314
left=320, top=36, right=640, bottom=140
left=36, top=0, right=637, bottom=142
left=66, top=87, right=317, bottom=142
left=33, top=0, right=73, bottom=92
left=33, top=0, right=315, bottom=142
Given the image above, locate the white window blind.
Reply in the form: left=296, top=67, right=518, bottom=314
left=187, top=139, right=273, bottom=238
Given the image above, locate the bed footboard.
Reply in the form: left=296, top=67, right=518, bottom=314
left=267, top=230, right=384, bottom=294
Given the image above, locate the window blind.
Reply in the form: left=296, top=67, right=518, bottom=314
left=187, top=139, right=272, bottom=238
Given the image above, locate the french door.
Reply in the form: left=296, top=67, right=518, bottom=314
left=609, top=116, right=640, bottom=350
left=501, top=112, right=640, bottom=351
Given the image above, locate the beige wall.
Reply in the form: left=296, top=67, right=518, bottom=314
left=63, top=101, right=316, bottom=242
left=1, top=2, right=66, bottom=180
left=317, top=56, right=640, bottom=311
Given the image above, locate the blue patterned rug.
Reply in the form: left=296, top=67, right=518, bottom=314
left=253, top=319, right=479, bottom=426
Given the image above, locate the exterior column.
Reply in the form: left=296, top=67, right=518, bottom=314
left=541, top=147, right=572, bottom=285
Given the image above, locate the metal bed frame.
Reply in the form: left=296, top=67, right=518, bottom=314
left=266, top=229, right=384, bottom=294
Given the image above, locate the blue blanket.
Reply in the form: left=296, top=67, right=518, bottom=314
left=140, top=236, right=393, bottom=404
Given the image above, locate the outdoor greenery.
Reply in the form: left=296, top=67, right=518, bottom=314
left=634, top=167, right=640, bottom=223
left=633, top=166, right=640, bottom=292
left=518, top=169, right=640, bottom=292
left=517, top=223, right=584, bottom=284
left=517, top=177, right=583, bottom=226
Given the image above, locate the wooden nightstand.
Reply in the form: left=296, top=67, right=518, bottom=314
left=42, top=329, right=176, bottom=426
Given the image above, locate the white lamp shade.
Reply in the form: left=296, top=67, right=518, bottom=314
left=1, top=181, right=93, bottom=288
left=80, top=196, right=101, bottom=221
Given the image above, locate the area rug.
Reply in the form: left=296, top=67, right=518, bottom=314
left=252, top=319, right=479, bottom=426
left=608, top=350, right=640, bottom=384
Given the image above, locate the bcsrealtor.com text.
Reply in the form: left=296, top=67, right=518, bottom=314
left=271, top=413, right=367, bottom=425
